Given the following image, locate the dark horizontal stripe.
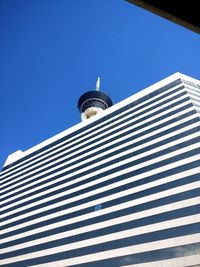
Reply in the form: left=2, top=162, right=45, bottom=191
left=2, top=184, right=199, bottom=240
left=2, top=131, right=200, bottom=219
left=2, top=222, right=200, bottom=266
left=1, top=80, right=183, bottom=173
left=1, top=104, right=195, bottom=199
left=2, top=123, right=199, bottom=213
left=1, top=155, right=199, bottom=234
left=0, top=92, right=189, bottom=187
left=70, top=242, right=200, bottom=267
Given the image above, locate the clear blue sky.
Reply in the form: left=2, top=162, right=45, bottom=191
left=0, top=0, right=200, bottom=169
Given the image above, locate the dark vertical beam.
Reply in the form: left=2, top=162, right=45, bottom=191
left=126, top=0, right=200, bottom=34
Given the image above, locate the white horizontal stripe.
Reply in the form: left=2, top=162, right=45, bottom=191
left=121, top=255, right=200, bottom=267
left=0, top=91, right=190, bottom=188
left=2, top=166, right=199, bottom=243
left=2, top=195, right=200, bottom=254
left=1, top=140, right=199, bottom=226
left=1, top=215, right=200, bottom=265
left=191, top=99, right=200, bottom=109
left=195, top=107, right=200, bottom=114
left=1, top=133, right=199, bottom=219
left=0, top=84, right=184, bottom=178
left=1, top=177, right=199, bottom=236
left=189, top=95, right=200, bottom=105
left=186, top=86, right=200, bottom=97
left=186, top=88, right=200, bottom=99
left=191, top=99, right=200, bottom=107
left=28, top=233, right=200, bottom=267
left=3, top=121, right=197, bottom=213
left=1, top=107, right=197, bottom=203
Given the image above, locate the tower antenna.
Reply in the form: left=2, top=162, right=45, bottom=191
left=96, top=77, right=100, bottom=91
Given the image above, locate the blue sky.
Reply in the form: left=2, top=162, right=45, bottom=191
left=0, top=0, right=200, bottom=169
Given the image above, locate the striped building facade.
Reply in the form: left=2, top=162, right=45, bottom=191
left=0, top=72, right=200, bottom=267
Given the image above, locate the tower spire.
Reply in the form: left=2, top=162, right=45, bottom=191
left=96, top=77, right=100, bottom=91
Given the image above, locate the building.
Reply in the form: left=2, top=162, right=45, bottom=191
left=0, top=72, right=200, bottom=267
